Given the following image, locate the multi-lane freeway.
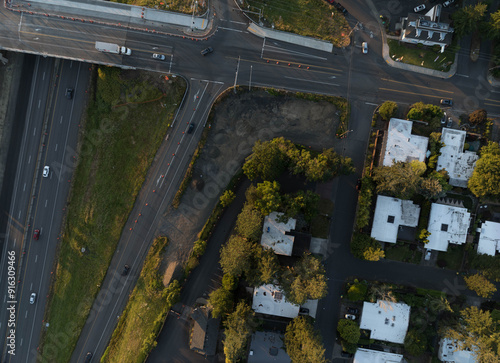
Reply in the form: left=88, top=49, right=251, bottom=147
left=0, top=0, right=499, bottom=362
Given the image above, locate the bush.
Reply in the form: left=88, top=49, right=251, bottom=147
left=378, top=101, right=398, bottom=121
left=348, top=281, right=368, bottom=301
left=469, top=109, right=487, bottom=125
left=351, top=233, right=382, bottom=260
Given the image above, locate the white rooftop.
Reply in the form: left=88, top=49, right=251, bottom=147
left=354, top=348, right=404, bottom=363
left=383, top=118, right=429, bottom=166
left=438, top=338, right=477, bottom=363
left=477, top=221, right=500, bottom=256
left=360, top=300, right=411, bottom=344
left=426, top=203, right=471, bottom=252
left=437, top=128, right=478, bottom=187
left=371, top=195, right=421, bottom=243
left=261, top=212, right=296, bottom=256
left=252, top=284, right=299, bottom=318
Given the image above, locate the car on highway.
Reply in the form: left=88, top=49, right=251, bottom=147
left=29, top=292, right=36, bottom=304
left=345, top=314, right=356, bottom=320
left=447, top=117, right=453, bottom=128
left=121, top=264, right=130, bottom=276
left=85, top=352, right=93, bottom=363
left=347, top=307, right=359, bottom=314
left=65, top=88, right=73, bottom=99
left=443, top=0, right=455, bottom=7
left=187, top=123, right=195, bottom=134
left=152, top=53, right=166, bottom=61
left=414, top=4, right=426, bottom=12
left=440, top=112, right=447, bottom=125
left=33, top=229, right=40, bottom=240
left=43, top=165, right=50, bottom=177
left=362, top=42, right=368, bottom=54
left=201, top=47, right=213, bottom=56
left=440, top=99, right=453, bottom=106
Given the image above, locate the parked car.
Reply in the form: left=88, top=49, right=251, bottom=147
left=425, top=250, right=432, bottom=261
left=440, top=99, right=453, bottom=106
left=299, top=307, right=310, bottom=315
left=33, top=229, right=40, bottom=240
left=356, top=179, right=362, bottom=191
left=414, top=4, right=426, bottom=12
left=65, top=88, right=74, bottom=99
left=345, top=314, right=356, bottom=320
left=362, top=42, right=368, bottom=54
left=85, top=352, right=93, bottom=363
left=29, top=292, right=36, bottom=304
left=152, top=53, right=166, bottom=61
left=440, top=112, right=447, bottom=125
left=347, top=307, right=359, bottom=314
left=121, top=264, right=130, bottom=276
left=334, top=2, right=347, bottom=13
left=201, top=47, right=213, bottom=56
left=187, top=123, right=195, bottom=134
left=43, top=165, right=50, bottom=178
left=443, top=0, right=455, bottom=7
left=447, top=117, right=453, bottom=128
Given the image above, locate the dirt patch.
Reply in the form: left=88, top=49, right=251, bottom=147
left=160, top=89, right=344, bottom=283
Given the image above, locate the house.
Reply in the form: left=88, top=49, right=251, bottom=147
left=426, top=203, right=471, bottom=252
left=354, top=348, right=404, bottom=363
left=261, top=212, right=296, bottom=256
left=371, top=195, right=421, bottom=243
left=400, top=8, right=454, bottom=53
left=477, top=221, right=500, bottom=256
left=438, top=338, right=477, bottom=363
left=359, top=300, right=411, bottom=344
left=383, top=118, right=429, bottom=166
left=248, top=331, right=291, bottom=362
left=190, top=306, right=220, bottom=356
left=437, top=128, right=478, bottom=188
left=252, top=284, right=300, bottom=318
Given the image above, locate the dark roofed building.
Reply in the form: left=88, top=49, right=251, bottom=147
left=190, top=306, right=220, bottom=356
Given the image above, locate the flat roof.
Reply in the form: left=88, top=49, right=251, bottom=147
left=426, top=203, right=470, bottom=252
left=437, top=128, right=478, bottom=188
left=383, top=118, right=429, bottom=166
left=477, top=221, right=500, bottom=256
left=360, top=300, right=410, bottom=344
left=371, top=195, right=421, bottom=243
left=354, top=348, right=404, bottom=363
left=252, top=284, right=299, bottom=318
left=438, top=338, right=477, bottom=363
left=261, top=212, right=296, bottom=256
left=249, top=332, right=291, bottom=363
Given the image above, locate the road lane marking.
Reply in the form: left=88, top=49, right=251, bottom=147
left=38, top=100, right=41, bottom=109
left=33, top=128, right=36, bottom=136
left=365, top=102, right=378, bottom=106
left=30, top=283, right=32, bottom=290
left=18, top=210, right=21, bottom=219
left=380, top=78, right=454, bottom=93
left=23, top=183, right=26, bottom=191
left=45, top=200, right=48, bottom=208
left=485, top=98, right=500, bottom=103
left=284, top=76, right=339, bottom=86
left=379, top=87, right=448, bottom=98
left=55, top=143, right=58, bottom=152
left=28, top=155, right=31, bottom=164
left=60, top=115, right=63, bottom=124
left=42, top=71, right=45, bottom=81
left=264, top=45, right=328, bottom=60
left=485, top=102, right=500, bottom=107
left=35, top=255, right=38, bottom=263
left=218, top=26, right=244, bottom=32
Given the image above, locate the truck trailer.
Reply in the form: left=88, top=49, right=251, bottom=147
left=95, top=41, right=132, bottom=56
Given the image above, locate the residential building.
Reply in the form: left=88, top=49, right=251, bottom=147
left=261, top=212, right=296, bottom=256
left=354, top=348, right=404, bottom=363
left=437, top=128, right=478, bottom=187
left=438, top=338, right=477, bottom=363
left=360, top=300, right=411, bottom=344
left=383, top=118, right=429, bottom=166
left=371, top=195, right=421, bottom=243
left=426, top=203, right=471, bottom=252
left=477, top=221, right=500, bottom=256
left=249, top=331, right=291, bottom=363
left=189, top=306, right=220, bottom=356
left=252, top=284, right=300, bottom=318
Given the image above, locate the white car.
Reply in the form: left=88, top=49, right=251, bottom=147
left=362, top=42, right=368, bottom=54
left=345, top=314, right=356, bottom=320
left=152, top=53, right=166, bottom=61
left=425, top=250, right=432, bottom=261
left=30, top=293, right=36, bottom=304
left=414, top=4, right=426, bottom=12
left=43, top=166, right=50, bottom=178
left=443, top=0, right=455, bottom=7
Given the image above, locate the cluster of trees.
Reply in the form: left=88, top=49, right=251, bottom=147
left=223, top=301, right=256, bottom=363
left=378, top=101, right=398, bottom=121
left=464, top=273, right=497, bottom=298
left=337, top=319, right=361, bottom=354
left=285, top=316, right=327, bottom=363
left=452, top=3, right=500, bottom=38
left=355, top=176, right=374, bottom=230
left=406, top=102, right=443, bottom=123
left=373, top=160, right=451, bottom=200
left=350, top=233, right=385, bottom=261
left=468, top=142, right=500, bottom=199
left=243, top=137, right=354, bottom=182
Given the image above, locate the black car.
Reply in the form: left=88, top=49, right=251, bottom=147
left=347, top=307, right=359, bottom=314
left=85, top=352, right=93, bottom=363
left=121, top=264, right=130, bottom=276
left=187, top=123, right=195, bottom=134
left=299, top=307, right=310, bottom=315
left=65, top=88, right=74, bottom=99
left=201, top=47, right=213, bottom=56
left=334, top=2, right=347, bottom=13
left=355, top=179, right=362, bottom=191
left=440, top=99, right=453, bottom=106
left=440, top=111, right=447, bottom=125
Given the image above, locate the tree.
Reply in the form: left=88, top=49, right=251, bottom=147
left=363, top=247, right=385, bottom=261
left=445, top=307, right=500, bottom=362
left=252, top=181, right=282, bottom=215
left=373, top=161, right=426, bottom=199
left=208, top=287, right=233, bottom=318
left=369, top=284, right=397, bottom=306
left=220, top=190, right=236, bottom=207
left=220, top=235, right=255, bottom=276
left=419, top=177, right=444, bottom=200
left=404, top=329, right=427, bottom=356
left=489, top=10, right=500, bottom=40
left=351, top=233, right=383, bottom=260
left=235, top=203, right=263, bottom=241
left=337, top=319, right=361, bottom=344
left=378, top=101, right=398, bottom=121
left=222, top=274, right=238, bottom=291
left=256, top=248, right=279, bottom=284
left=223, top=302, right=255, bottom=363
left=285, top=316, right=327, bottom=363
left=347, top=280, right=368, bottom=301
left=280, top=253, right=328, bottom=305
left=468, top=142, right=500, bottom=199
left=464, top=273, right=497, bottom=298
left=242, top=139, right=288, bottom=180
left=407, top=102, right=443, bottom=122
left=469, top=109, right=488, bottom=125
left=452, top=3, right=488, bottom=37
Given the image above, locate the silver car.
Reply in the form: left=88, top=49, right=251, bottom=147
left=30, top=293, right=36, bottom=304
left=43, top=166, right=50, bottom=178
left=414, top=4, right=426, bottom=12
left=152, top=53, right=166, bottom=61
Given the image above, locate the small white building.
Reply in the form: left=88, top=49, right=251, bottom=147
left=438, top=338, right=477, bottom=363
left=371, top=195, right=421, bottom=243
left=383, top=118, right=429, bottom=166
left=354, top=348, right=404, bottom=363
left=426, top=203, right=471, bottom=252
left=252, top=284, right=299, bottom=318
left=477, top=221, right=500, bottom=256
left=437, top=128, right=478, bottom=188
left=360, top=300, right=411, bottom=344
left=261, top=212, right=296, bottom=256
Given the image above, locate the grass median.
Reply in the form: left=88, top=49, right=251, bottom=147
left=39, top=67, right=185, bottom=362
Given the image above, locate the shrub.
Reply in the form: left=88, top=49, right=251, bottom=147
left=348, top=281, right=368, bottom=301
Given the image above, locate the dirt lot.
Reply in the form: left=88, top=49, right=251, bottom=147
left=161, top=89, right=344, bottom=283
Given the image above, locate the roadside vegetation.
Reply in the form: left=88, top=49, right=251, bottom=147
left=110, top=0, right=204, bottom=14
left=102, top=237, right=181, bottom=363
left=39, top=67, right=185, bottom=362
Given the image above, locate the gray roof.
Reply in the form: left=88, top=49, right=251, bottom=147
left=401, top=13, right=454, bottom=47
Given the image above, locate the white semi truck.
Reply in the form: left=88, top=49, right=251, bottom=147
left=95, top=41, right=132, bottom=56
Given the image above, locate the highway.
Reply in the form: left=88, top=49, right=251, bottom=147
left=0, top=0, right=498, bottom=361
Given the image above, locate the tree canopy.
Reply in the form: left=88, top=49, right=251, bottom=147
left=378, top=101, right=398, bottom=121
left=489, top=10, right=500, bottom=40
left=235, top=203, right=263, bottom=241
left=452, top=3, right=488, bottom=37
left=407, top=102, right=443, bottom=122
left=285, top=316, right=327, bottom=363
left=468, top=142, right=500, bottom=199
left=223, top=302, right=255, bottom=363
left=469, top=109, right=488, bottom=125
left=208, top=287, right=233, bottom=318
left=404, top=329, right=427, bottom=356
left=337, top=319, right=361, bottom=344
left=351, top=233, right=383, bottom=261
left=220, top=235, right=255, bottom=277
left=464, top=273, right=497, bottom=298
left=373, top=161, right=426, bottom=199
